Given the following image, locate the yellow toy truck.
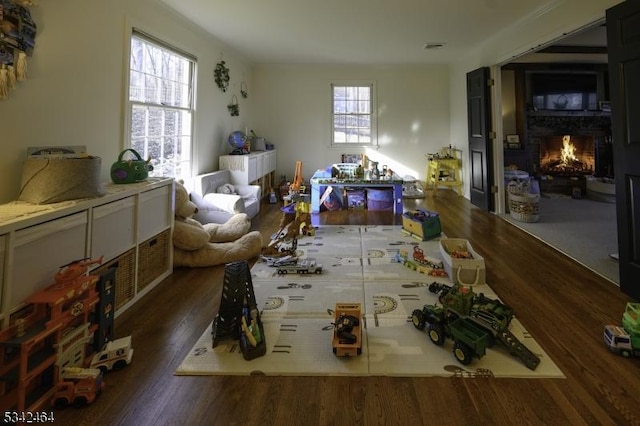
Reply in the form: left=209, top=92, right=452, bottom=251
left=332, top=303, right=362, bottom=357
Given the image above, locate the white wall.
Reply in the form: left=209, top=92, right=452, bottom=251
left=252, top=64, right=449, bottom=184
left=0, top=0, right=253, bottom=203
left=449, top=0, right=622, bottom=205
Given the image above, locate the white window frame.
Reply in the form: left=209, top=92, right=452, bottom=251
left=126, top=29, right=196, bottom=180
left=331, top=81, right=377, bottom=147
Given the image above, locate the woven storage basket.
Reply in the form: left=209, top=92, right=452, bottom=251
left=507, top=181, right=540, bottom=223
left=94, top=248, right=136, bottom=310
left=137, top=229, right=170, bottom=292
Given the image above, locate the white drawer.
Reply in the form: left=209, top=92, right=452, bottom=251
left=138, top=186, right=171, bottom=241
left=11, top=212, right=88, bottom=308
left=92, top=197, right=136, bottom=262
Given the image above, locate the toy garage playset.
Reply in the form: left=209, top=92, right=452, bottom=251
left=0, top=257, right=133, bottom=415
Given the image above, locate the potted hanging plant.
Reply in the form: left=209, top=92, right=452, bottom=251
left=227, top=94, right=239, bottom=116
left=240, top=81, right=248, bottom=98
left=214, top=61, right=230, bottom=92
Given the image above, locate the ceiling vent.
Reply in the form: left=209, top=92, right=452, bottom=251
left=424, top=42, right=446, bottom=50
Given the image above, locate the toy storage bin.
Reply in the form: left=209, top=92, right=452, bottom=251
left=366, top=188, right=393, bottom=211
left=138, top=185, right=172, bottom=241
left=346, top=188, right=366, bottom=210
left=439, top=238, right=485, bottom=285
left=10, top=212, right=88, bottom=308
left=320, top=186, right=344, bottom=211
left=91, top=197, right=136, bottom=262
left=137, top=229, right=171, bottom=292
left=402, top=209, right=441, bottom=241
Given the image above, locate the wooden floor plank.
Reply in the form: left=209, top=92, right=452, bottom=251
left=52, top=190, right=640, bottom=426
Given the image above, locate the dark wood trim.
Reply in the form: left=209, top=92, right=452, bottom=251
left=538, top=45, right=607, bottom=54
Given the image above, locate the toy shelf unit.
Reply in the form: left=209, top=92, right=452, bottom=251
left=219, top=150, right=277, bottom=200
left=426, top=147, right=462, bottom=195
left=0, top=178, right=174, bottom=330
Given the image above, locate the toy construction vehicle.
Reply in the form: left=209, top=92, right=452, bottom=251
left=276, top=259, right=323, bottom=275
left=411, top=282, right=540, bottom=370
left=53, top=367, right=104, bottom=408
left=332, top=303, right=362, bottom=357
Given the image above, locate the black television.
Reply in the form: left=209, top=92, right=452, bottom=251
left=530, top=72, right=598, bottom=111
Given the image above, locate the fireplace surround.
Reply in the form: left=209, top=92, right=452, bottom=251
left=527, top=111, right=612, bottom=178
left=539, top=134, right=595, bottom=176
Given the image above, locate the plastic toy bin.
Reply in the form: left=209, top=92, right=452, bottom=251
left=402, top=209, right=441, bottom=241
left=346, top=188, right=366, bottom=210
left=366, top=188, right=393, bottom=211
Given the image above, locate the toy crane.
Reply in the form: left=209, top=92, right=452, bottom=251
left=262, top=161, right=314, bottom=257
left=289, top=160, right=304, bottom=196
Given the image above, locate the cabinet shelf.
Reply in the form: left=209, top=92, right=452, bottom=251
left=219, top=150, right=277, bottom=197
left=426, top=150, right=462, bottom=195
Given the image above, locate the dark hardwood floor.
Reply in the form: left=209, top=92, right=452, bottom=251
left=54, top=190, right=640, bottom=426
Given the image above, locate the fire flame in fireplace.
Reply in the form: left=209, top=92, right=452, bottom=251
left=560, top=135, right=578, bottom=166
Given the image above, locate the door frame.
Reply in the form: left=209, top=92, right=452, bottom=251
left=490, top=65, right=507, bottom=214
left=488, top=19, right=606, bottom=215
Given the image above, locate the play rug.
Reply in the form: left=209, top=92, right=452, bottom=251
left=175, top=226, right=564, bottom=378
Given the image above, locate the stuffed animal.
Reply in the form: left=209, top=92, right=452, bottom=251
left=172, top=180, right=263, bottom=267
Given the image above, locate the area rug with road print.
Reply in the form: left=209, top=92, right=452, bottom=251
left=175, top=225, right=564, bottom=378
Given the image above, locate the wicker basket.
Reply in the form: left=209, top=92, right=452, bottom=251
left=507, top=181, right=540, bottom=223
left=94, top=248, right=136, bottom=310
left=137, top=229, right=170, bottom=292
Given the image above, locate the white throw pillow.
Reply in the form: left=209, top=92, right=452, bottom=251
left=216, top=183, right=236, bottom=194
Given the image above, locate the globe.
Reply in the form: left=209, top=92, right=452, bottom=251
left=228, top=131, right=246, bottom=150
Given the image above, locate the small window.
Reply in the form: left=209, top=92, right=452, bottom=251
left=331, top=83, right=376, bottom=146
left=127, top=31, right=195, bottom=179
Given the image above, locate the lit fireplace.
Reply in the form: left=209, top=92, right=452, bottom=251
left=539, top=135, right=595, bottom=175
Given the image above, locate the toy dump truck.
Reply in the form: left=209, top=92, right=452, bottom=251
left=333, top=303, right=362, bottom=357
left=604, top=302, right=640, bottom=358
left=53, top=367, right=104, bottom=408
left=411, top=282, right=540, bottom=370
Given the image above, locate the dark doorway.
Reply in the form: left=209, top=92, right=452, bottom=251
left=607, top=0, right=640, bottom=300
left=467, top=67, right=493, bottom=211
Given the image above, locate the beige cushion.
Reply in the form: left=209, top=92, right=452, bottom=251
left=202, top=193, right=244, bottom=214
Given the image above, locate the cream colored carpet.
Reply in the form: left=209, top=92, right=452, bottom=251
left=176, top=226, right=564, bottom=378
left=502, top=195, right=619, bottom=285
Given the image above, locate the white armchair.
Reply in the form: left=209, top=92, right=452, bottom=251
left=189, top=170, right=261, bottom=224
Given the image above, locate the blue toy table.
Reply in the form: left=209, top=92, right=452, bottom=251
left=310, top=171, right=404, bottom=214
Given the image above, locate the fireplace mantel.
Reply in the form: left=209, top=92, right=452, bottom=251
left=527, top=111, right=611, bottom=135
left=528, top=110, right=610, bottom=118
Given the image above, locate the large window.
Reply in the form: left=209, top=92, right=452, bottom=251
left=332, top=83, right=376, bottom=145
left=128, top=31, right=195, bottom=179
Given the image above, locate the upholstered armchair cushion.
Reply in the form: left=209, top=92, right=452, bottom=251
left=189, top=170, right=261, bottom=224
left=202, top=193, right=245, bottom=214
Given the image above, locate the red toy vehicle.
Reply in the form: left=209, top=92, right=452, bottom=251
left=53, top=367, right=104, bottom=408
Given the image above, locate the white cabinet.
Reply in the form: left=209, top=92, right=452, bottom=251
left=219, top=150, right=277, bottom=186
left=219, top=150, right=277, bottom=197
left=247, top=156, right=258, bottom=183
left=0, top=178, right=174, bottom=326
